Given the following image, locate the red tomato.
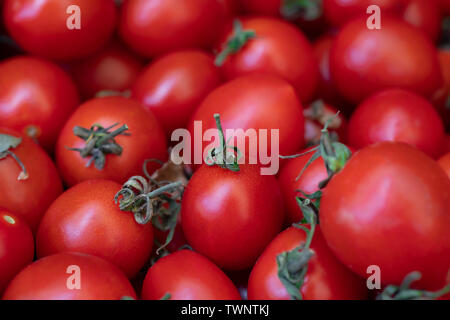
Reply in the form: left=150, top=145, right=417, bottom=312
left=248, top=227, right=368, bottom=300
left=438, top=153, right=450, bottom=179
left=36, top=179, right=154, bottom=278
left=142, top=250, right=241, bottom=300
left=71, top=41, right=144, bottom=99
left=330, top=17, right=443, bottom=104
left=217, top=17, right=319, bottom=103
left=181, top=165, right=284, bottom=270
left=320, top=142, right=450, bottom=290
left=3, top=0, right=117, bottom=61
left=434, top=49, right=450, bottom=130
left=132, top=50, right=222, bottom=137
left=188, top=75, right=305, bottom=165
left=348, top=89, right=445, bottom=158
left=119, top=0, right=228, bottom=58
left=3, top=252, right=136, bottom=300
left=0, top=56, right=80, bottom=151
left=0, top=128, right=63, bottom=232
left=241, top=0, right=281, bottom=16
left=0, top=210, right=34, bottom=294
left=440, top=0, right=450, bottom=14
left=402, top=0, right=441, bottom=42
left=55, top=97, right=167, bottom=187
left=323, top=0, right=406, bottom=26
left=443, top=135, right=450, bottom=156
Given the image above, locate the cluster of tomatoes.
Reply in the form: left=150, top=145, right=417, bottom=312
left=0, top=0, right=449, bottom=301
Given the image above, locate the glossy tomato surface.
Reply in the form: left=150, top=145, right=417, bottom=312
left=320, top=142, right=450, bottom=290
left=330, top=17, right=442, bottom=104
left=119, top=0, right=228, bottom=58
left=56, top=97, right=167, bottom=187
left=348, top=89, right=445, bottom=158
left=142, top=250, right=241, bottom=300
left=0, top=210, right=34, bottom=294
left=181, top=165, right=284, bottom=270
left=0, top=128, right=63, bottom=232
left=402, top=0, right=441, bottom=42
left=3, top=252, right=136, bottom=300
left=248, top=227, right=368, bottom=300
left=3, top=0, right=117, bottom=60
left=0, top=56, right=79, bottom=151
left=132, top=50, right=222, bottom=137
left=217, top=17, right=319, bottom=103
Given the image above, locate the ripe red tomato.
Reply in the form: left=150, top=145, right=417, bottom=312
left=0, top=128, right=63, bottom=232
left=440, top=0, right=450, bottom=14
left=438, top=153, right=450, bottom=179
left=216, top=17, right=319, bottom=103
left=330, top=17, right=443, bottom=104
left=36, top=179, right=154, bottom=278
left=0, top=210, right=34, bottom=294
left=323, top=0, right=406, bottom=26
left=132, top=50, right=222, bottom=137
left=434, top=49, right=450, bottom=130
left=3, top=252, right=137, bottom=300
left=348, top=89, right=445, bottom=158
left=402, top=0, right=441, bottom=42
left=320, top=142, right=450, bottom=290
left=0, top=56, right=80, bottom=151
left=142, top=250, right=241, bottom=300
left=119, top=0, right=228, bottom=58
left=247, top=227, right=368, bottom=300
left=240, top=0, right=281, bottom=16
left=55, top=96, right=167, bottom=187
left=71, top=41, right=144, bottom=99
left=188, top=75, right=305, bottom=165
left=181, top=165, right=284, bottom=270
left=3, top=0, right=117, bottom=61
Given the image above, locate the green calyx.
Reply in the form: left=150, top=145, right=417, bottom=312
left=0, top=134, right=28, bottom=180
left=67, top=123, right=130, bottom=170
left=205, top=114, right=242, bottom=172
left=377, top=271, right=450, bottom=300
left=215, top=19, right=256, bottom=66
left=281, top=0, right=323, bottom=21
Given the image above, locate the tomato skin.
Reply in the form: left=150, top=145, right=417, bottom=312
left=438, top=153, right=450, bottom=179
left=119, top=0, right=228, bottom=58
left=0, top=210, right=34, bottom=294
left=132, top=50, right=222, bottom=137
left=3, top=252, right=137, bottom=300
left=71, top=41, right=144, bottom=99
left=241, top=0, right=281, bottom=16
left=0, top=56, right=80, bottom=151
left=0, top=128, right=63, bottom=233
left=402, top=0, right=441, bottom=42
left=248, top=227, right=368, bottom=300
left=348, top=89, right=445, bottom=158
left=3, top=0, right=117, bottom=61
left=181, top=165, right=284, bottom=271
left=142, top=250, right=241, bottom=300
left=218, top=17, right=319, bottom=103
left=36, top=179, right=154, bottom=278
left=434, top=49, right=450, bottom=131
left=55, top=97, right=168, bottom=187
left=320, top=142, right=450, bottom=289
left=330, top=17, right=443, bottom=104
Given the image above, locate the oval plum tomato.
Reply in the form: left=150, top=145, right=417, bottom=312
left=55, top=96, right=167, bottom=187
left=0, top=128, right=63, bottom=232
left=323, top=0, right=406, bottom=27
left=3, top=0, right=117, bottom=61
left=248, top=227, right=368, bottom=300
left=181, top=165, right=284, bottom=270
left=142, top=250, right=241, bottom=300
left=71, top=41, right=144, bottom=99
left=188, top=75, right=305, bottom=166
left=119, top=0, right=228, bottom=58
left=433, top=49, right=450, bottom=131
left=348, top=89, right=445, bottom=158
left=438, top=153, right=450, bottom=179
left=0, top=210, right=34, bottom=294
left=216, top=17, right=319, bottom=103
left=3, top=252, right=137, bottom=300
left=320, top=142, right=450, bottom=290
left=36, top=179, right=154, bottom=278
left=330, top=17, right=443, bottom=104
left=402, top=0, right=441, bottom=42
left=0, top=56, right=80, bottom=151
left=132, top=50, right=222, bottom=137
